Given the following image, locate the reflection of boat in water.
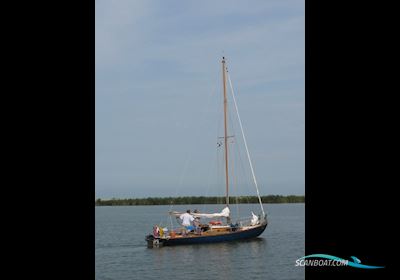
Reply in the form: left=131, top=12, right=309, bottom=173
left=146, top=57, right=268, bottom=248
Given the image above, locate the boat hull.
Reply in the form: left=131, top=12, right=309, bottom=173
left=146, top=223, right=267, bottom=247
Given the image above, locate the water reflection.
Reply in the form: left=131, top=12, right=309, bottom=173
left=146, top=238, right=269, bottom=280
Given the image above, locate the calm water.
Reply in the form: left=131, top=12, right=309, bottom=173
left=95, top=203, right=304, bottom=280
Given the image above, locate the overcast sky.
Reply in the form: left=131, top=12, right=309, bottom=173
left=96, top=0, right=304, bottom=198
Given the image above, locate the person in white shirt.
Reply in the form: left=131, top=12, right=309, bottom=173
left=179, top=210, right=194, bottom=235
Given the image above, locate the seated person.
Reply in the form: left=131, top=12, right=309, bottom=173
left=193, top=209, right=202, bottom=234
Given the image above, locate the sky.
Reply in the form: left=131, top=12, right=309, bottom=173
left=95, top=0, right=305, bottom=199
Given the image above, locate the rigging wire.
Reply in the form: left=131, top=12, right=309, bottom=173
left=166, top=73, right=219, bottom=225
left=201, top=102, right=223, bottom=214
left=226, top=98, right=240, bottom=220
left=227, top=72, right=266, bottom=218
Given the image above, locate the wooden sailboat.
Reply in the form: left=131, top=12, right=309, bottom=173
left=146, top=57, right=268, bottom=247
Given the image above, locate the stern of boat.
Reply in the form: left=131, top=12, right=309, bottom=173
left=145, top=234, right=164, bottom=248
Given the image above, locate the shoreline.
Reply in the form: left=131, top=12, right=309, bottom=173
left=95, top=195, right=305, bottom=206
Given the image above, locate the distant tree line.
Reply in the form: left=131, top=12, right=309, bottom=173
left=95, top=195, right=304, bottom=206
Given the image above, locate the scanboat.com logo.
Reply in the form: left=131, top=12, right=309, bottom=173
left=295, top=254, right=384, bottom=269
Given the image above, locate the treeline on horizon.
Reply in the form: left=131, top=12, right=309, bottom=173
left=95, top=195, right=304, bottom=206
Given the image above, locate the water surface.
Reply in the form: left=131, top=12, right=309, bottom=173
left=96, top=203, right=304, bottom=280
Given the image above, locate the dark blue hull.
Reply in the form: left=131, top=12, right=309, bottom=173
left=155, top=223, right=267, bottom=247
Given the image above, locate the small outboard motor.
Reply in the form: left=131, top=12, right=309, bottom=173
left=145, top=234, right=162, bottom=248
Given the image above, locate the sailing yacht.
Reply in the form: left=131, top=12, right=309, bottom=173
left=146, top=57, right=268, bottom=247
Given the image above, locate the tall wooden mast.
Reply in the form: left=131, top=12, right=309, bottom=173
left=222, top=57, right=229, bottom=207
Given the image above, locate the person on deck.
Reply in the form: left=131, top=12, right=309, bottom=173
left=193, top=209, right=202, bottom=234
left=180, top=210, right=195, bottom=234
